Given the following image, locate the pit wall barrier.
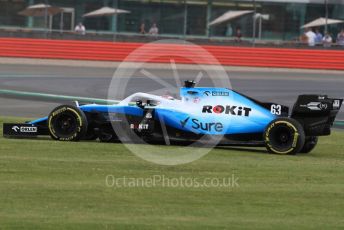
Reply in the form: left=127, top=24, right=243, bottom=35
left=0, top=38, right=344, bottom=70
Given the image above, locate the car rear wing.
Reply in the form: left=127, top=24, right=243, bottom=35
left=291, top=95, right=343, bottom=136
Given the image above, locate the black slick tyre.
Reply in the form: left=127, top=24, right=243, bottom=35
left=48, top=105, right=88, bottom=141
left=300, top=136, right=318, bottom=154
left=264, top=118, right=305, bottom=155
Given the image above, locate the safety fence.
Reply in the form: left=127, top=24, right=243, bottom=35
left=0, top=38, right=344, bottom=70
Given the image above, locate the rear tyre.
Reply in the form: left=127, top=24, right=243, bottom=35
left=264, top=118, right=305, bottom=155
left=300, top=136, right=318, bottom=154
left=48, top=105, right=88, bottom=141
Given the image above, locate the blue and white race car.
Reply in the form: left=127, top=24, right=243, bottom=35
left=3, top=81, right=343, bottom=155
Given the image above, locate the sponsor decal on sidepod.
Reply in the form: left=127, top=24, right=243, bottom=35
left=180, top=117, right=223, bottom=132
left=202, top=105, right=252, bottom=117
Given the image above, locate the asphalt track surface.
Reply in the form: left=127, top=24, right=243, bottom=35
left=0, top=62, right=343, bottom=121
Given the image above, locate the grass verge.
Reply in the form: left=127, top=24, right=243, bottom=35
left=0, top=116, right=343, bottom=229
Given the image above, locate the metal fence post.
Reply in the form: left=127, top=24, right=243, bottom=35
left=44, top=0, right=48, bottom=38
left=325, top=0, right=328, bottom=33
left=183, top=0, right=187, bottom=39
left=206, top=0, right=212, bottom=38
left=252, top=0, right=257, bottom=46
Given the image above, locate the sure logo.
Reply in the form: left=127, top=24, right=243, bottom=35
left=180, top=117, right=223, bottom=132
left=191, top=118, right=223, bottom=132
left=202, top=105, right=252, bottom=117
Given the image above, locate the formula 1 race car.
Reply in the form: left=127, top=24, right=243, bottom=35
left=3, top=81, right=343, bottom=155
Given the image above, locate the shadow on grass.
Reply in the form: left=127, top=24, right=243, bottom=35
left=215, top=146, right=267, bottom=154
left=3, top=135, right=271, bottom=155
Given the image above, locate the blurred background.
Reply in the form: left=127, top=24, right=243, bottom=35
left=1, top=0, right=344, bottom=47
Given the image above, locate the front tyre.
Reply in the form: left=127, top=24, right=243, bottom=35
left=48, top=105, right=88, bottom=141
left=264, top=118, right=305, bottom=155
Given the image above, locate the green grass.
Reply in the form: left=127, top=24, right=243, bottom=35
left=0, top=116, right=344, bottom=229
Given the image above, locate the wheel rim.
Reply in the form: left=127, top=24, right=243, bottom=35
left=269, top=124, right=295, bottom=152
left=53, top=113, right=78, bottom=136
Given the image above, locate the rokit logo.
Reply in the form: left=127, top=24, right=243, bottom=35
left=180, top=117, right=223, bottom=132
left=130, top=124, right=149, bottom=130
left=202, top=105, right=252, bottom=117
